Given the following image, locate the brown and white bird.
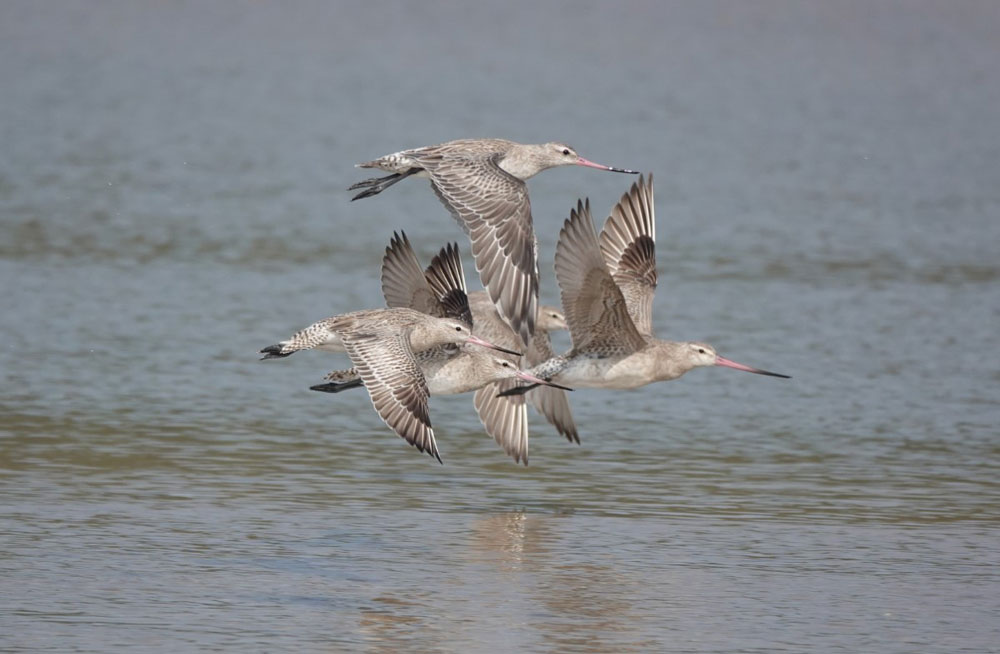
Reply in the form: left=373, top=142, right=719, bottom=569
left=259, top=297, right=520, bottom=462
left=506, top=174, right=789, bottom=404
left=349, top=138, right=638, bottom=346
left=313, top=232, right=573, bottom=465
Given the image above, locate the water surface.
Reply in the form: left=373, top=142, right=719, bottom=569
left=1, top=1, right=998, bottom=651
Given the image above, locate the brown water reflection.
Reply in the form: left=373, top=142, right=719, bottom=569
left=359, top=592, right=439, bottom=654
left=466, top=512, right=652, bottom=653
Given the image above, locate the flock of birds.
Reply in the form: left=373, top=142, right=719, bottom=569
left=260, top=138, right=789, bottom=464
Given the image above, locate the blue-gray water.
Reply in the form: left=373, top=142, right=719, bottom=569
left=2, top=1, right=998, bottom=652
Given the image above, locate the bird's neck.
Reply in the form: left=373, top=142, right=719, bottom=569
left=426, top=351, right=489, bottom=395
left=652, top=341, right=696, bottom=382
left=498, top=146, right=548, bottom=180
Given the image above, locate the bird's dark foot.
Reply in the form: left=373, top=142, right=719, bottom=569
left=309, top=379, right=364, bottom=393
left=259, top=345, right=292, bottom=360
left=350, top=186, right=386, bottom=201
left=348, top=169, right=419, bottom=201
left=348, top=176, right=389, bottom=191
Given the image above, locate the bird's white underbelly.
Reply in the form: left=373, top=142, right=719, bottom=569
left=554, top=356, right=653, bottom=390
left=425, top=375, right=477, bottom=396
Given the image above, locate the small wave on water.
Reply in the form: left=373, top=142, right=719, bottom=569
left=0, top=216, right=383, bottom=266
left=5, top=215, right=1000, bottom=288
left=689, top=251, right=1000, bottom=285
left=3, top=402, right=997, bottom=527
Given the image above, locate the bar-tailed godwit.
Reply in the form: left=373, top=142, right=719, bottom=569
left=314, top=233, right=573, bottom=464
left=348, top=138, right=638, bottom=345
left=505, top=174, right=789, bottom=402
left=263, top=305, right=521, bottom=461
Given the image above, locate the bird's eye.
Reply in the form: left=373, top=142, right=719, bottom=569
left=501, top=361, right=509, bottom=367
left=455, top=326, right=462, bottom=332
left=562, top=148, right=570, bottom=155
left=698, top=348, right=705, bottom=354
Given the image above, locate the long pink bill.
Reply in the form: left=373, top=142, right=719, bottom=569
left=576, top=156, right=639, bottom=174
left=715, top=355, right=791, bottom=379
left=515, top=369, right=574, bottom=391
left=465, top=334, right=522, bottom=357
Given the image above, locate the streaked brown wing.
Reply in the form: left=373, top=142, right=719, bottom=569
left=380, top=232, right=444, bottom=317
left=422, top=242, right=473, bottom=326
left=473, top=381, right=529, bottom=465
left=528, top=385, right=579, bottom=444
left=525, top=328, right=555, bottom=364
left=415, top=151, right=538, bottom=347
left=381, top=232, right=472, bottom=326
left=554, top=199, right=647, bottom=356
left=599, top=174, right=657, bottom=336
left=341, top=330, right=440, bottom=463
left=525, top=331, right=579, bottom=444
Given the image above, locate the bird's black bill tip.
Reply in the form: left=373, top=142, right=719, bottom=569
left=716, top=356, right=790, bottom=379
left=610, top=166, right=641, bottom=174
left=496, top=383, right=538, bottom=398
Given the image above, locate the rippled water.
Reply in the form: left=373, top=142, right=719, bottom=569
left=2, top=1, right=999, bottom=651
